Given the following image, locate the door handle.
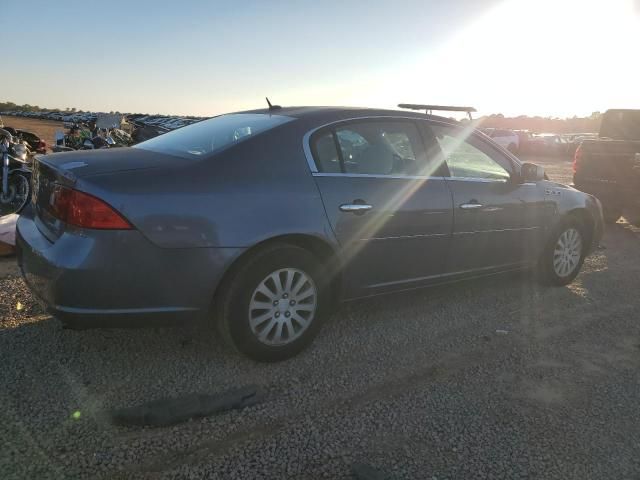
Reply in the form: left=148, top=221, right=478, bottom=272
left=459, top=202, right=483, bottom=210
left=340, top=203, right=373, bottom=213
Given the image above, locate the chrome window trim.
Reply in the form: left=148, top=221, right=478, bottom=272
left=311, top=172, right=447, bottom=180
left=302, top=115, right=524, bottom=181
left=445, top=176, right=509, bottom=184
left=302, top=115, right=441, bottom=175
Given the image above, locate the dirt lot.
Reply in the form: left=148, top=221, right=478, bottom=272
left=2, top=115, right=64, bottom=150
left=2, top=157, right=640, bottom=479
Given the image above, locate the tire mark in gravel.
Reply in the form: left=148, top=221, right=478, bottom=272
left=116, top=348, right=493, bottom=476
left=122, top=299, right=640, bottom=476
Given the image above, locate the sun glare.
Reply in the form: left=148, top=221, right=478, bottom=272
left=355, top=0, right=639, bottom=117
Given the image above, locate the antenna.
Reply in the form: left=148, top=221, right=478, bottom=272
left=266, top=97, right=282, bottom=111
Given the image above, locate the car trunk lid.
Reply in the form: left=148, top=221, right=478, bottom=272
left=38, top=147, right=178, bottom=178
left=32, top=148, right=178, bottom=241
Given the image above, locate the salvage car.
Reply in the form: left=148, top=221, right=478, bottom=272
left=484, top=128, right=520, bottom=153
left=17, top=106, right=604, bottom=361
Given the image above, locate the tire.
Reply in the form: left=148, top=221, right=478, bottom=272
left=537, top=217, right=587, bottom=286
left=602, top=204, right=622, bottom=224
left=0, top=172, right=30, bottom=216
left=215, top=244, right=328, bottom=362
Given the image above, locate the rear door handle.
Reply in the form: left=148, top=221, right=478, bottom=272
left=459, top=202, right=483, bottom=210
left=340, top=203, right=373, bottom=213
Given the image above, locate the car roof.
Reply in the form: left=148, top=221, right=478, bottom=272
left=234, top=105, right=458, bottom=125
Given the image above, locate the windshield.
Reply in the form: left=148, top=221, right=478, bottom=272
left=134, top=113, right=294, bottom=159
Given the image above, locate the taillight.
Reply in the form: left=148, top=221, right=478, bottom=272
left=573, top=145, right=582, bottom=173
left=49, top=186, right=132, bottom=230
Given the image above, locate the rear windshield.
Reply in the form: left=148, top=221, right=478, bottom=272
left=134, top=113, right=294, bottom=159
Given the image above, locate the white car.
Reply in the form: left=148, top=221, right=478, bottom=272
left=484, top=128, right=520, bottom=153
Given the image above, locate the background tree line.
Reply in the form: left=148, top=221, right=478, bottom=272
left=1, top=100, right=604, bottom=133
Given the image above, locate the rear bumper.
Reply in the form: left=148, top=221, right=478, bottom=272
left=16, top=210, right=243, bottom=328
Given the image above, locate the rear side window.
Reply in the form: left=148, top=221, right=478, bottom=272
left=312, top=121, right=430, bottom=176
left=135, top=113, right=294, bottom=159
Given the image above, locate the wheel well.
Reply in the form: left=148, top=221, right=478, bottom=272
left=214, top=234, right=343, bottom=309
left=568, top=208, right=595, bottom=248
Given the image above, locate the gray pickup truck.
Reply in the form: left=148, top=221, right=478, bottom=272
left=573, top=109, right=640, bottom=223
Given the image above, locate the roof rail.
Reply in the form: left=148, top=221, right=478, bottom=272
left=398, top=104, right=476, bottom=120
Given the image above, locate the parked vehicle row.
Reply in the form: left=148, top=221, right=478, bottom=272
left=4, top=110, right=98, bottom=124
left=127, top=114, right=204, bottom=131
left=16, top=105, right=604, bottom=361
left=3, top=111, right=204, bottom=135
left=481, top=127, right=599, bottom=157
left=3, top=110, right=206, bottom=133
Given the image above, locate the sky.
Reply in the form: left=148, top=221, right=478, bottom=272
left=4, top=0, right=639, bottom=118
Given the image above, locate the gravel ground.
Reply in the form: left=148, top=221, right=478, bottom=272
left=3, top=157, right=640, bottom=479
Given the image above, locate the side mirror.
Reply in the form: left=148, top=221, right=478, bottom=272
left=520, top=162, right=545, bottom=183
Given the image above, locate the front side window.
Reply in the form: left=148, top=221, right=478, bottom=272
left=312, top=121, right=429, bottom=176
left=430, top=124, right=511, bottom=181
left=135, top=113, right=294, bottom=159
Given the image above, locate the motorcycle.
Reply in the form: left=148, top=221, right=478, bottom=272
left=51, top=125, right=121, bottom=152
left=0, top=129, right=32, bottom=216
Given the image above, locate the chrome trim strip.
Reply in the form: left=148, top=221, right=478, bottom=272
left=312, top=172, right=447, bottom=180
left=362, top=232, right=450, bottom=241
left=365, top=262, right=528, bottom=290
left=302, top=128, right=319, bottom=173
left=446, top=176, right=508, bottom=184
left=453, top=226, right=540, bottom=235
left=301, top=114, right=527, bottom=180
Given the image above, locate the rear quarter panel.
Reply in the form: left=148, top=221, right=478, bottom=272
left=77, top=121, right=337, bottom=250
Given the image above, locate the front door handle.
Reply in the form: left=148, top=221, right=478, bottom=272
left=340, top=203, right=373, bottom=213
left=460, top=202, right=483, bottom=210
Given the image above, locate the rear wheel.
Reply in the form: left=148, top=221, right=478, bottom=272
left=537, top=218, right=587, bottom=286
left=215, top=244, right=327, bottom=362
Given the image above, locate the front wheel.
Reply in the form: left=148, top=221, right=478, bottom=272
left=537, top=218, right=587, bottom=286
left=0, top=172, right=30, bottom=216
left=215, top=244, right=328, bottom=362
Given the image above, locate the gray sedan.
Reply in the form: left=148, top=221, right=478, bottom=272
left=16, top=106, right=604, bottom=361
